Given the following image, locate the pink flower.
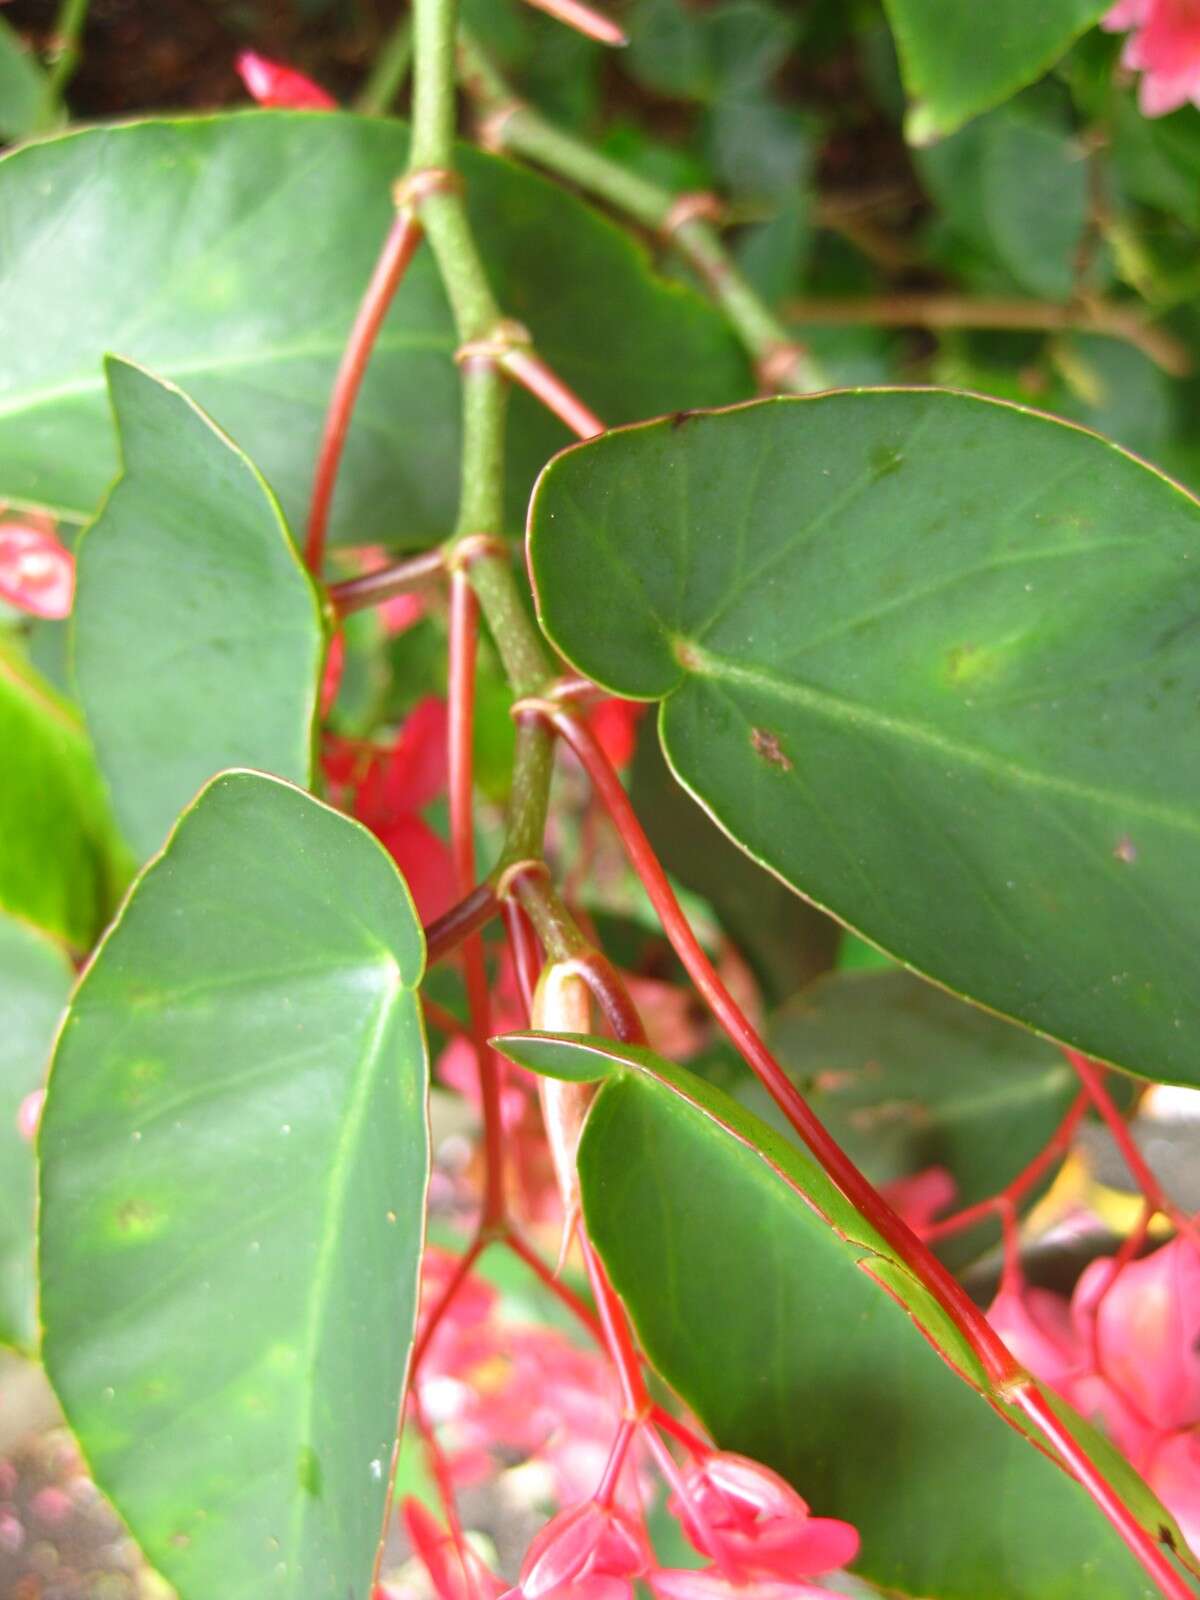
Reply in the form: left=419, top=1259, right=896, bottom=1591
left=880, top=1165, right=956, bottom=1233
left=16, top=1088, right=44, bottom=1142
left=504, top=1499, right=653, bottom=1600
left=987, top=1279, right=1081, bottom=1394
left=235, top=50, right=337, bottom=110
left=1144, top=1430, right=1200, bottom=1551
left=402, top=1498, right=505, bottom=1600
left=1102, top=0, right=1200, bottom=116
left=671, top=1452, right=859, bottom=1583
left=586, top=698, right=646, bottom=770
left=0, top=517, right=73, bottom=618
left=649, top=1574, right=832, bottom=1600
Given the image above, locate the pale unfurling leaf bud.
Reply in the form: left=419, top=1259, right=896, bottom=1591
left=532, top=963, right=595, bottom=1268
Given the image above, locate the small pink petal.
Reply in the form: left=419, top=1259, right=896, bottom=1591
left=587, top=698, right=646, bottom=770
left=17, top=1088, right=45, bottom=1142
left=649, top=1571, right=828, bottom=1600
left=1147, top=1430, right=1200, bottom=1552
left=988, top=1281, right=1081, bottom=1395
left=235, top=50, right=337, bottom=110
left=695, top=1452, right=809, bottom=1523
left=0, top=521, right=74, bottom=618
left=380, top=589, right=427, bottom=636
left=1102, top=0, right=1152, bottom=28
left=880, top=1165, right=956, bottom=1232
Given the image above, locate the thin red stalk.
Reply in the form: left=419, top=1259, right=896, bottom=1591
left=502, top=347, right=605, bottom=439
left=520, top=0, right=627, bottom=46
left=652, top=1406, right=710, bottom=1459
left=1065, top=1049, right=1166, bottom=1210
left=548, top=706, right=1188, bottom=1597
left=409, top=1235, right=486, bottom=1376
left=579, top=1230, right=648, bottom=1415
left=328, top=547, right=445, bottom=617
left=409, top=1390, right=483, bottom=1600
left=924, top=1091, right=1089, bottom=1245
left=643, top=1425, right=741, bottom=1581
left=502, top=897, right=543, bottom=1017
left=549, top=707, right=1017, bottom=1381
left=450, top=573, right=506, bottom=1228
left=561, top=951, right=648, bottom=1045
left=593, top=1417, right=636, bottom=1509
left=503, top=1225, right=602, bottom=1338
left=424, top=882, right=500, bottom=966
left=1013, top=1385, right=1196, bottom=1600
left=305, top=210, right=422, bottom=572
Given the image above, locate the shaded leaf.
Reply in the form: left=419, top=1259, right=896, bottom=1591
left=496, top=1030, right=1183, bottom=1598
left=39, top=770, right=429, bottom=1600
left=882, top=0, right=1108, bottom=142
left=0, top=14, right=47, bottom=141
left=0, top=640, right=129, bottom=948
left=529, top=391, right=1200, bottom=1086
left=0, top=915, right=70, bottom=1350
left=73, top=359, right=325, bottom=861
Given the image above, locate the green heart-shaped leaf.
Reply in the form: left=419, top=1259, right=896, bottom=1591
left=496, top=1029, right=1186, bottom=1598
left=529, top=392, right=1200, bottom=1086
left=0, top=112, right=751, bottom=546
left=73, top=359, right=325, bottom=862
left=39, top=770, right=429, bottom=1599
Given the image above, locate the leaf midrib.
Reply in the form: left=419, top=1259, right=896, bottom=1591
left=680, top=641, right=1200, bottom=841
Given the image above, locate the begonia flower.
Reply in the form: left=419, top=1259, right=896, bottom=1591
left=0, top=517, right=73, bottom=618
left=236, top=50, right=337, bottom=110
left=1102, top=0, right=1200, bottom=116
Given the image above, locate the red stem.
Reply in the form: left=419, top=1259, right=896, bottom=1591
left=449, top=573, right=506, bottom=1229
left=579, top=1230, right=649, bottom=1415
left=521, top=0, right=628, bottom=45
left=328, top=547, right=445, bottom=617
left=1064, top=1050, right=1166, bottom=1210
left=1013, top=1385, right=1196, bottom=1600
left=548, top=706, right=1187, bottom=1597
left=502, top=347, right=605, bottom=439
left=924, top=1091, right=1089, bottom=1245
left=409, top=1235, right=486, bottom=1377
left=502, top=897, right=543, bottom=1018
left=408, top=1390, right=483, bottom=1600
left=424, top=882, right=500, bottom=966
left=305, top=210, right=423, bottom=572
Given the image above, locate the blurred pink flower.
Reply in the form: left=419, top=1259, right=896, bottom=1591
left=1102, top=0, right=1200, bottom=115
left=401, top=1498, right=506, bottom=1600
left=503, top=1499, right=653, bottom=1599
left=880, top=1165, right=956, bottom=1233
left=236, top=50, right=337, bottom=110
left=0, top=517, right=73, bottom=618
left=988, top=1237, right=1200, bottom=1548
left=649, top=1574, right=832, bottom=1600
left=670, top=1451, right=859, bottom=1584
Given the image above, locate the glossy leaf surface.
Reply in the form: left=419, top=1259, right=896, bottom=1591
left=0, top=14, right=46, bottom=141
left=882, top=0, right=1107, bottom=142
left=39, top=771, right=429, bottom=1599
left=0, top=641, right=129, bottom=948
left=73, top=360, right=325, bottom=861
left=0, top=112, right=750, bottom=544
left=0, top=915, right=70, bottom=1350
left=530, top=392, right=1200, bottom=1086
left=496, top=1030, right=1180, bottom=1598
left=767, top=969, right=1077, bottom=1263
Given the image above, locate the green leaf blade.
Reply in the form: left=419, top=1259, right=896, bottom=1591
left=495, top=1030, right=1183, bottom=1598
left=882, top=0, right=1109, bottom=142
left=0, top=642, right=131, bottom=948
left=73, top=359, right=325, bottom=862
left=529, top=391, right=1200, bottom=1086
left=0, top=915, right=71, bottom=1350
left=0, top=112, right=751, bottom=544
left=39, top=771, right=429, bottom=1599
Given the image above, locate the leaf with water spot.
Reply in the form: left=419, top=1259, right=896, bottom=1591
left=38, top=771, right=429, bottom=1599
left=495, top=1030, right=1185, bottom=1599
left=529, top=391, right=1200, bottom=1086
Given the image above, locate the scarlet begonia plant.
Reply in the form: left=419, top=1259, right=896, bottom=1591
left=5, top=0, right=1200, bottom=1596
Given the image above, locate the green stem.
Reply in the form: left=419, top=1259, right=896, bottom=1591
left=34, top=0, right=89, bottom=131
left=456, top=24, right=827, bottom=394
left=354, top=12, right=413, bottom=115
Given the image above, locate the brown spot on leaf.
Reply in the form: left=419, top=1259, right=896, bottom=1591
left=1114, top=836, right=1137, bottom=864
left=750, top=728, right=792, bottom=771
left=670, top=409, right=697, bottom=430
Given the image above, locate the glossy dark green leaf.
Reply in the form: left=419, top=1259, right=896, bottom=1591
left=0, top=112, right=750, bottom=545
left=0, top=915, right=71, bottom=1350
left=73, top=360, right=325, bottom=861
left=496, top=1030, right=1184, bottom=1598
left=766, top=969, right=1078, bottom=1263
left=0, top=641, right=130, bottom=949
left=882, top=0, right=1107, bottom=142
left=39, top=771, right=429, bottom=1600
left=529, top=392, right=1200, bottom=1086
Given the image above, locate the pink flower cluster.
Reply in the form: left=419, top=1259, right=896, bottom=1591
left=1102, top=0, right=1200, bottom=116
left=990, top=1235, right=1200, bottom=1546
